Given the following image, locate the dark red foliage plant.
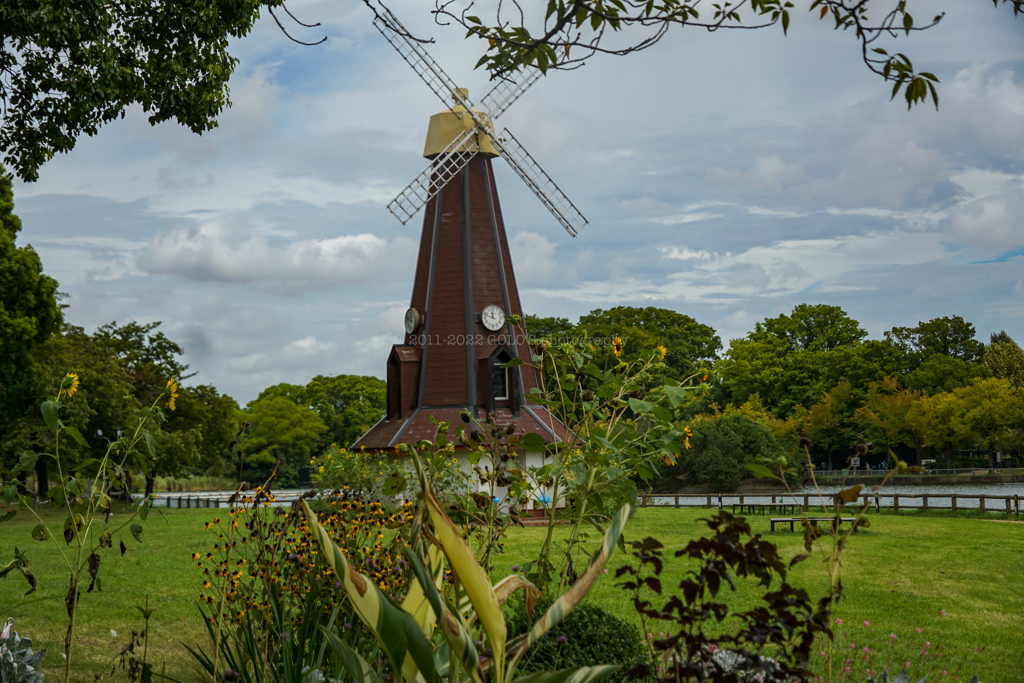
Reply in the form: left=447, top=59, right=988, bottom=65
left=616, top=511, right=838, bottom=683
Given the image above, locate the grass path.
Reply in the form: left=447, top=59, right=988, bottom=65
left=1, top=504, right=1021, bottom=681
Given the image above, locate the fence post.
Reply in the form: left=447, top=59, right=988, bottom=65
left=674, top=495, right=680, bottom=508
left=772, top=495, right=776, bottom=504
left=804, top=495, right=809, bottom=509
left=1006, top=497, right=1011, bottom=513
left=894, top=495, right=899, bottom=513
left=739, top=495, right=745, bottom=506
left=980, top=496, right=986, bottom=513
left=952, top=495, right=957, bottom=511
left=706, top=495, right=711, bottom=508
left=922, top=495, right=928, bottom=511
left=718, top=494, right=723, bottom=509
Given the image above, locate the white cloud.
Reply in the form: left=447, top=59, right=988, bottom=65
left=660, top=246, right=716, bottom=261
left=652, top=212, right=724, bottom=225
left=947, top=184, right=1024, bottom=249
left=283, top=335, right=336, bottom=359
left=138, top=216, right=417, bottom=294
left=705, top=156, right=803, bottom=192
left=509, top=231, right=560, bottom=283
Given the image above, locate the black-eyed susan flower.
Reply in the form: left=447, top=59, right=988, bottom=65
left=613, top=337, right=623, bottom=358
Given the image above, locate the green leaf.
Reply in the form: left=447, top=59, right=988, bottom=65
left=522, top=432, right=548, bottom=453
left=131, top=522, right=144, bottom=543
left=627, top=398, right=653, bottom=414
left=663, top=384, right=688, bottom=408
left=40, top=400, right=61, bottom=430
left=504, top=358, right=525, bottom=367
left=70, top=458, right=100, bottom=472
left=31, top=523, right=48, bottom=541
left=320, top=627, right=384, bottom=683
left=0, top=510, right=16, bottom=524
left=383, top=471, right=408, bottom=496
left=837, top=485, right=863, bottom=505
left=143, top=430, right=157, bottom=458
left=47, top=485, right=67, bottom=509
left=13, top=451, right=39, bottom=474
left=744, top=463, right=775, bottom=479
left=781, top=9, right=790, bottom=33
left=63, top=425, right=88, bottom=447
left=652, top=405, right=673, bottom=423
left=139, top=503, right=150, bottom=521
left=63, top=514, right=83, bottom=545
left=2, top=485, right=17, bottom=505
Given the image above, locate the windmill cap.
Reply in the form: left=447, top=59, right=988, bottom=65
left=423, top=88, right=499, bottom=159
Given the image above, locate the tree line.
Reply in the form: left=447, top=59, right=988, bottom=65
left=528, top=303, right=1024, bottom=488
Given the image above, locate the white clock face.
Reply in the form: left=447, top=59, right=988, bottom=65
left=481, top=305, right=506, bottom=331
left=404, top=307, right=420, bottom=334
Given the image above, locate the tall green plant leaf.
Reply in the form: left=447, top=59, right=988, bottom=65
left=301, top=499, right=437, bottom=683
left=411, top=447, right=508, bottom=682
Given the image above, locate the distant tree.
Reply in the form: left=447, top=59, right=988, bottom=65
left=903, top=354, right=991, bottom=395
left=854, top=376, right=925, bottom=461
left=990, top=330, right=1015, bottom=346
left=985, top=341, right=1024, bottom=389
left=242, top=396, right=327, bottom=487
left=816, top=339, right=906, bottom=397
left=759, top=304, right=867, bottom=353
left=801, top=381, right=861, bottom=470
left=304, top=375, right=387, bottom=449
left=672, top=412, right=788, bottom=491
left=257, top=375, right=386, bottom=451
left=905, top=390, right=974, bottom=468
left=956, top=378, right=1024, bottom=470
left=0, top=166, right=63, bottom=464
left=160, top=384, right=241, bottom=483
left=885, top=315, right=985, bottom=366
left=576, top=306, right=721, bottom=380
left=718, top=304, right=865, bottom=416
left=524, top=315, right=577, bottom=342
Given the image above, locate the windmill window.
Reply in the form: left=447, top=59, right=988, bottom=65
left=492, top=363, right=509, bottom=401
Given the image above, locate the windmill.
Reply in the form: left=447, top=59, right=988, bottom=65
left=353, top=8, right=577, bottom=453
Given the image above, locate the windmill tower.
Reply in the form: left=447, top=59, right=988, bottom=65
left=353, top=9, right=584, bottom=451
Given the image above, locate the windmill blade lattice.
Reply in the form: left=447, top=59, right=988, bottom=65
left=373, top=8, right=476, bottom=115
left=386, top=128, right=479, bottom=224
left=480, top=68, right=542, bottom=119
left=493, top=129, right=588, bottom=237
left=374, top=8, right=586, bottom=236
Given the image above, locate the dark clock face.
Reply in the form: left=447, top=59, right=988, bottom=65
left=481, top=305, right=506, bottom=331
left=405, top=307, right=420, bottom=334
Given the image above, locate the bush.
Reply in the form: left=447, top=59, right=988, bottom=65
left=669, top=413, right=787, bottom=490
left=505, top=593, right=650, bottom=681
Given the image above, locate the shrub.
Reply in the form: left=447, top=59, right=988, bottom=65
left=671, top=413, right=787, bottom=490
left=504, top=593, right=650, bottom=682
left=0, top=619, right=45, bottom=683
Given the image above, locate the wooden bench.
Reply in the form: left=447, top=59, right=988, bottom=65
left=770, top=516, right=859, bottom=533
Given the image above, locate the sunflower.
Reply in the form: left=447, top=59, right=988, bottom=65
left=166, top=378, right=179, bottom=411
left=59, top=373, right=80, bottom=399
left=656, top=344, right=668, bottom=361
left=612, top=337, right=623, bottom=358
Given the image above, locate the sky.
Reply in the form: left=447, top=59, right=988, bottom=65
left=11, top=0, right=1024, bottom=405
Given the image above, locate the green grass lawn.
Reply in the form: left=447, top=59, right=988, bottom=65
left=1, top=504, right=1022, bottom=682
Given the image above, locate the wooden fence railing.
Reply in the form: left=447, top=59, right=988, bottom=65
left=636, top=493, right=1021, bottom=514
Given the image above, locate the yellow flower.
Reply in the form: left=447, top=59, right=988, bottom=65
left=59, top=373, right=80, bottom=399
left=656, top=345, right=668, bottom=361
left=166, top=378, right=179, bottom=411
left=613, top=337, right=623, bottom=358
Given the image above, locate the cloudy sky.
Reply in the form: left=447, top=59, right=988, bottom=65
left=12, top=0, right=1024, bottom=404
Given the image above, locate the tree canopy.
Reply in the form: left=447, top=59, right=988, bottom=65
left=0, top=0, right=297, bottom=181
